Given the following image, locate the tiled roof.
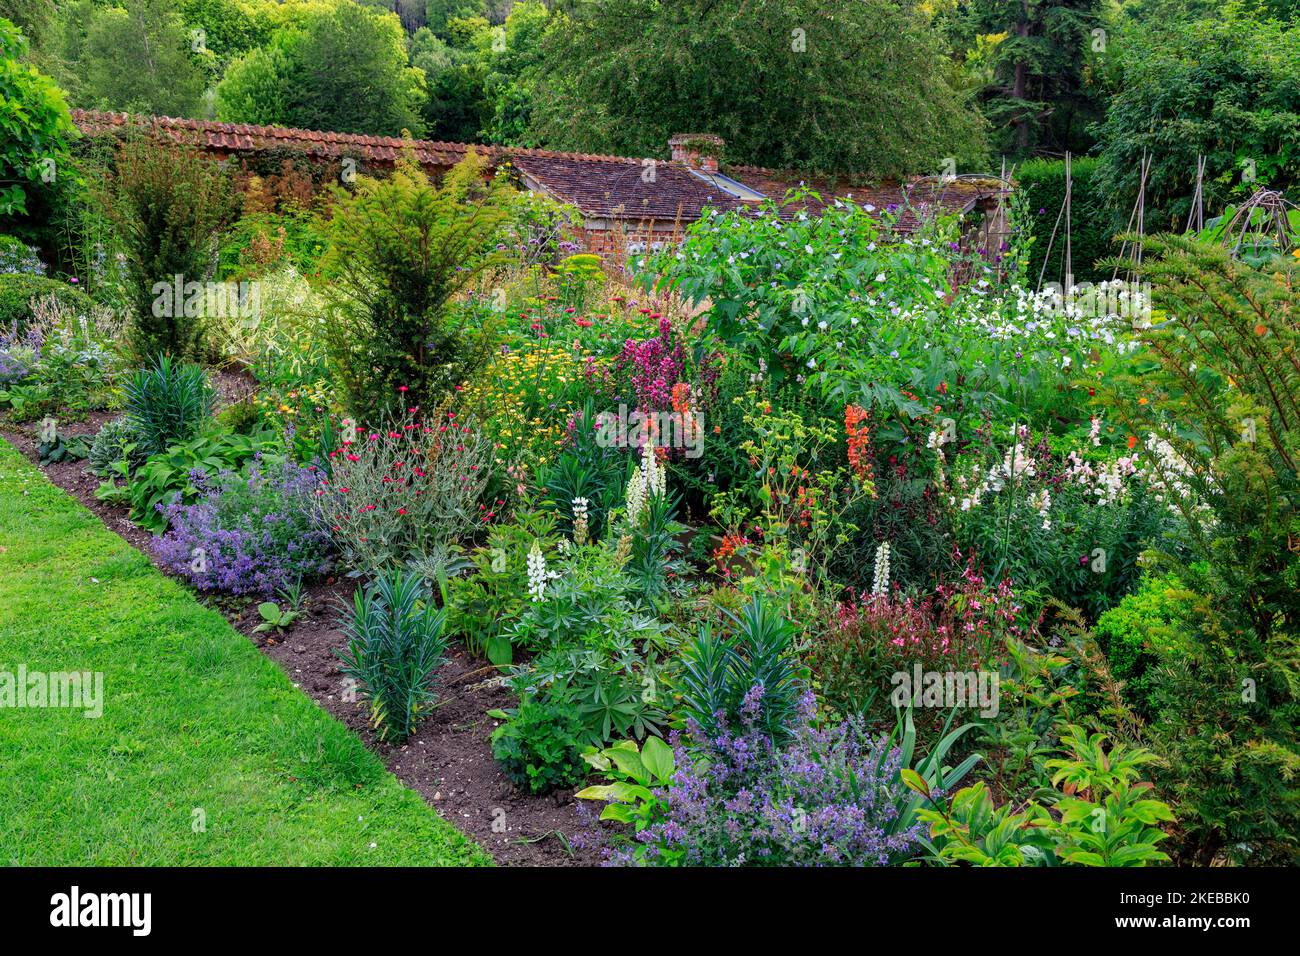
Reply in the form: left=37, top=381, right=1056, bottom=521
left=511, top=154, right=752, bottom=222
left=71, top=110, right=1003, bottom=231
left=727, top=165, right=1000, bottom=229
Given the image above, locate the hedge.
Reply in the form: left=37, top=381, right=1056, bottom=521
left=0, top=273, right=95, bottom=330
left=1018, top=157, right=1117, bottom=287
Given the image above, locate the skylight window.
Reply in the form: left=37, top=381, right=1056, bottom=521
left=687, top=169, right=767, bottom=202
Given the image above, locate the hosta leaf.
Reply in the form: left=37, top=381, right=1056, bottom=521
left=640, top=735, right=674, bottom=783
left=607, top=747, right=647, bottom=784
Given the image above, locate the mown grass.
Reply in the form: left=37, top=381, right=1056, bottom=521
left=0, top=438, right=490, bottom=866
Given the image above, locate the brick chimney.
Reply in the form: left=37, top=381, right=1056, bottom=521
left=669, top=133, right=724, bottom=173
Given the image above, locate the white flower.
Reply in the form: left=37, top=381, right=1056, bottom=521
left=625, top=439, right=666, bottom=527
left=526, top=540, right=548, bottom=602
left=871, top=541, right=892, bottom=596
left=571, top=497, right=590, bottom=544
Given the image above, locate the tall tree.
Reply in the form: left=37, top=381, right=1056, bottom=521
left=0, top=0, right=57, bottom=69
left=216, top=2, right=426, bottom=136
left=956, top=0, right=1104, bottom=158
left=425, top=0, right=485, bottom=38
left=481, top=0, right=549, bottom=145
left=74, top=0, right=207, bottom=116
left=0, top=16, right=72, bottom=218
left=410, top=14, right=504, bottom=142
left=1093, top=4, right=1300, bottom=231
left=525, top=0, right=988, bottom=177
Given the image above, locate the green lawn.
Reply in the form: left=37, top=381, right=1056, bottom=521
left=0, top=438, right=490, bottom=866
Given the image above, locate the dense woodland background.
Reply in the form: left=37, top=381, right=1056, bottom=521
left=2, top=1, right=1298, bottom=206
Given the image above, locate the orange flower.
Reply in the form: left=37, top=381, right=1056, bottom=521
left=1127, top=435, right=1138, bottom=450
left=844, top=404, right=874, bottom=485
left=671, top=381, right=692, bottom=415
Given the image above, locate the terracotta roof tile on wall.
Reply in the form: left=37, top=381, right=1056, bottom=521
left=71, top=109, right=476, bottom=167
left=70, top=110, right=1004, bottom=234
left=71, top=109, right=664, bottom=173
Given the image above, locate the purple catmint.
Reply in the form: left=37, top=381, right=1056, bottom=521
left=151, top=459, right=333, bottom=595
left=600, top=689, right=923, bottom=866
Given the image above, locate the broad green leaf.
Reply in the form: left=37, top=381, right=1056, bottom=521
left=901, top=768, right=930, bottom=797
left=640, top=735, right=674, bottom=783
left=607, top=747, right=647, bottom=784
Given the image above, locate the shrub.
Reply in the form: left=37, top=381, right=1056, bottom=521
left=458, top=341, right=593, bottom=471
left=124, top=356, right=215, bottom=457
left=448, top=509, right=560, bottom=664
left=1093, top=572, right=1193, bottom=718
left=913, top=725, right=1176, bottom=867
left=0, top=274, right=93, bottom=331
left=1098, top=236, right=1300, bottom=864
left=98, top=131, right=238, bottom=359
left=316, top=407, right=495, bottom=577
left=0, top=18, right=72, bottom=218
left=0, top=289, right=123, bottom=419
left=0, top=318, right=39, bottom=388
left=535, top=399, right=626, bottom=542
left=151, top=459, right=332, bottom=595
left=507, top=547, right=674, bottom=746
left=0, top=339, right=32, bottom=386
left=940, top=427, right=1163, bottom=620
left=641, top=192, right=952, bottom=395
left=335, top=569, right=450, bottom=742
left=237, top=264, right=338, bottom=442
left=88, top=416, right=146, bottom=477
left=812, top=555, right=1033, bottom=717
left=319, top=149, right=513, bottom=419
left=491, top=697, right=589, bottom=795
left=829, top=433, right=954, bottom=593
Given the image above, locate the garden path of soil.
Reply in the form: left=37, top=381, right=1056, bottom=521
left=2, top=375, right=596, bottom=866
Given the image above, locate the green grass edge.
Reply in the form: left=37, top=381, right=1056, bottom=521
left=0, top=437, right=492, bottom=866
